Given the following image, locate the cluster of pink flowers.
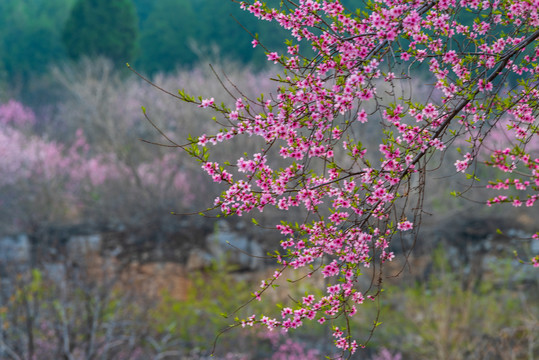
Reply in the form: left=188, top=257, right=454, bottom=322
left=175, top=0, right=539, bottom=354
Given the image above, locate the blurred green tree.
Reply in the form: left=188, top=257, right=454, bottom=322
left=192, top=0, right=288, bottom=67
left=137, top=0, right=197, bottom=74
left=0, top=0, right=73, bottom=93
left=62, top=0, right=139, bottom=64
left=132, top=0, right=154, bottom=27
left=133, top=0, right=289, bottom=74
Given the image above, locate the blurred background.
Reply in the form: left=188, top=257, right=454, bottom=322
left=0, top=0, right=537, bottom=359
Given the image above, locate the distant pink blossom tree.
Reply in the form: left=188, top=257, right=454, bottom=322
left=0, top=100, right=35, bottom=127
left=0, top=99, right=194, bottom=231
left=134, top=0, right=539, bottom=356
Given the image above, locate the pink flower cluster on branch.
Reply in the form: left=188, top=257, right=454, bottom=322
left=155, top=0, right=539, bottom=355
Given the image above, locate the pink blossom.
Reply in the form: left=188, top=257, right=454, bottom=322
left=397, top=221, right=413, bottom=231
left=267, top=52, right=280, bottom=63
left=199, top=98, right=214, bottom=108
left=455, top=159, right=469, bottom=172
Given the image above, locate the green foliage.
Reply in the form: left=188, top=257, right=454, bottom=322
left=132, top=0, right=153, bottom=26
left=191, top=0, right=287, bottom=67
left=13, top=269, right=47, bottom=305
left=356, top=248, right=538, bottom=359
left=3, top=250, right=535, bottom=358
left=137, top=0, right=197, bottom=74
left=133, top=0, right=289, bottom=74
left=150, top=263, right=261, bottom=353
left=0, top=0, right=74, bottom=89
left=62, top=0, right=139, bottom=63
left=0, top=0, right=290, bottom=87
left=147, top=263, right=335, bottom=356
